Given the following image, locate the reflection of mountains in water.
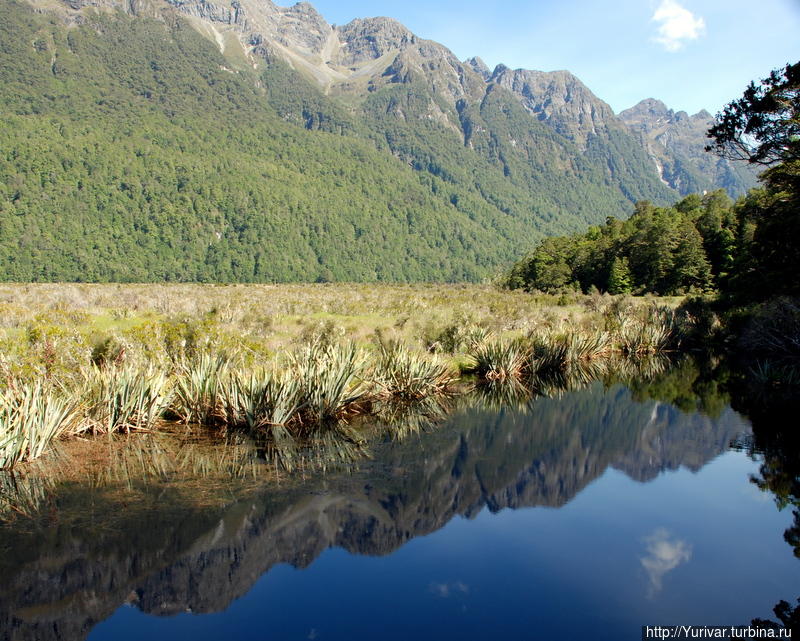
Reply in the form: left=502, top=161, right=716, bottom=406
left=0, top=383, right=750, bottom=641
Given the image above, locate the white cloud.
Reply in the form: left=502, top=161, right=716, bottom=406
left=651, top=0, right=706, bottom=52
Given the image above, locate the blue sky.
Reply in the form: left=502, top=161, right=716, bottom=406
left=280, top=0, right=800, bottom=116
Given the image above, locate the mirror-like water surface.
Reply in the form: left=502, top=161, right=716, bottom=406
left=1, top=376, right=797, bottom=641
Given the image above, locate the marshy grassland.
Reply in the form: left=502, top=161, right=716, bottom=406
left=0, top=283, right=689, bottom=472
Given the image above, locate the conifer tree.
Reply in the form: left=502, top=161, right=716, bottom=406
left=607, top=257, right=633, bottom=294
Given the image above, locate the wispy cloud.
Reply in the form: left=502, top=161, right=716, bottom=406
left=651, top=0, right=706, bottom=52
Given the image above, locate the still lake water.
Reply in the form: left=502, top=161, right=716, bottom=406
left=1, top=376, right=797, bottom=641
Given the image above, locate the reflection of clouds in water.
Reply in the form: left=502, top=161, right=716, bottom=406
left=640, top=528, right=692, bottom=597
left=429, top=581, right=470, bottom=598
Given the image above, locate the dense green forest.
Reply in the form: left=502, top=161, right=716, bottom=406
left=505, top=174, right=798, bottom=300
left=504, top=189, right=737, bottom=295
left=0, top=0, right=677, bottom=282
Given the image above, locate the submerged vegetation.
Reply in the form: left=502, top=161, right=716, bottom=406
left=0, top=283, right=691, bottom=472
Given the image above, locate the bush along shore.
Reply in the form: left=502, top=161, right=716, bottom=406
left=0, top=284, right=690, bottom=471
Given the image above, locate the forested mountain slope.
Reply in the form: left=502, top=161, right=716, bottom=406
left=0, top=0, right=747, bottom=282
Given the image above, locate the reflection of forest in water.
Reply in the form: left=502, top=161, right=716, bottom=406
left=1, top=356, right=796, bottom=641
left=741, top=387, right=800, bottom=633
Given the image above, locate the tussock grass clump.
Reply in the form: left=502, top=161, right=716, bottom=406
left=529, top=334, right=570, bottom=373
left=530, top=329, right=613, bottom=374
left=0, top=383, right=76, bottom=469
left=291, top=341, right=370, bottom=425
left=564, top=330, right=613, bottom=360
left=617, top=306, right=679, bottom=355
left=79, top=365, right=171, bottom=434
left=469, top=339, right=530, bottom=381
left=224, top=370, right=303, bottom=430
left=0, top=284, right=694, bottom=470
left=171, top=354, right=231, bottom=425
left=374, top=341, right=456, bottom=399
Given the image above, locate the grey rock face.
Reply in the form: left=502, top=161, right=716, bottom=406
left=465, top=56, right=491, bottom=81
left=166, top=0, right=246, bottom=26
left=336, top=17, right=415, bottom=66
left=618, top=97, right=672, bottom=132
left=274, top=1, right=329, bottom=55
left=161, top=0, right=333, bottom=57
left=491, top=66, right=618, bottom=147
left=619, top=98, right=760, bottom=196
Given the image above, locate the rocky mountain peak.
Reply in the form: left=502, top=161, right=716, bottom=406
left=490, top=63, right=509, bottom=80
left=289, top=1, right=318, bottom=14
left=273, top=0, right=331, bottom=55
left=336, top=17, right=415, bottom=66
left=465, top=56, right=491, bottom=81
left=160, top=0, right=334, bottom=58
left=624, top=97, right=670, bottom=115
left=490, top=66, right=617, bottom=147
left=619, top=98, right=675, bottom=133
left=23, top=0, right=756, bottom=204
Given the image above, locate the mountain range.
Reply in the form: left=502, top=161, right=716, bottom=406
left=0, top=0, right=760, bottom=282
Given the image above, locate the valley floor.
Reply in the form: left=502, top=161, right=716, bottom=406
left=0, top=282, right=683, bottom=370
